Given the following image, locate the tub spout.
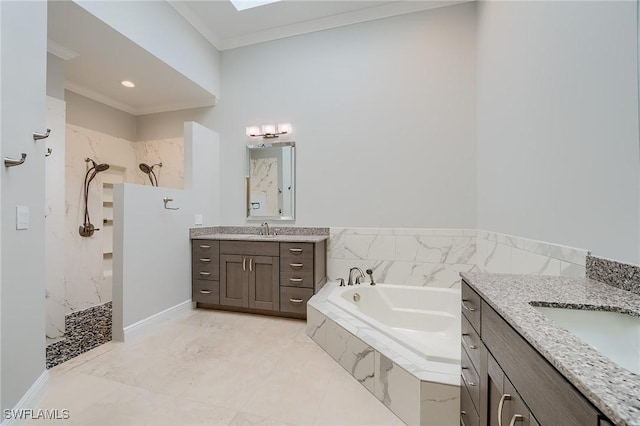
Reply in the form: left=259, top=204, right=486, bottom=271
left=348, top=267, right=365, bottom=286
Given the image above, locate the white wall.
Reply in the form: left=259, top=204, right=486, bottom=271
left=476, top=1, right=640, bottom=264
left=75, top=0, right=221, bottom=99
left=113, top=123, right=219, bottom=340
left=1, top=0, right=47, bottom=411
left=214, top=3, right=477, bottom=228
left=66, top=90, right=137, bottom=141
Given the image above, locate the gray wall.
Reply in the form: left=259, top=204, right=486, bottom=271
left=136, top=106, right=215, bottom=141
left=46, top=53, right=65, bottom=101
left=214, top=3, right=478, bottom=228
left=1, top=0, right=47, bottom=411
left=476, top=1, right=640, bottom=264
left=65, top=90, right=137, bottom=141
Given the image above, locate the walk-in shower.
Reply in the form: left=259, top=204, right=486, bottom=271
left=139, top=162, right=162, bottom=187
left=79, top=158, right=110, bottom=237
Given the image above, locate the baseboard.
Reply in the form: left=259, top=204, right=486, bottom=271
left=2, top=370, right=49, bottom=426
left=122, top=300, right=193, bottom=342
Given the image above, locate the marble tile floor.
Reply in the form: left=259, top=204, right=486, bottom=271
left=33, top=309, right=405, bottom=426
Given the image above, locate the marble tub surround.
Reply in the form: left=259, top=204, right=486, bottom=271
left=308, top=283, right=459, bottom=425
left=586, top=255, right=640, bottom=295
left=461, top=272, right=640, bottom=426
left=328, top=228, right=477, bottom=289
left=46, top=302, right=113, bottom=369
left=190, top=225, right=329, bottom=237
left=476, top=230, right=590, bottom=277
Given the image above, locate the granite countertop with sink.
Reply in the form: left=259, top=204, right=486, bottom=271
left=460, top=272, right=640, bottom=426
left=190, top=226, right=329, bottom=243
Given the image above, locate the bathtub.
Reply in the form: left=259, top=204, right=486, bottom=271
left=327, top=284, right=461, bottom=364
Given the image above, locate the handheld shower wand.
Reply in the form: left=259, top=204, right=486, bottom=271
left=138, top=162, right=162, bottom=187
left=80, top=158, right=110, bottom=237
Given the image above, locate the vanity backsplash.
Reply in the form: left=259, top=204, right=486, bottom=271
left=586, top=255, right=640, bottom=295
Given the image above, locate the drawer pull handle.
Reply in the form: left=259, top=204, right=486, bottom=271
left=461, top=366, right=475, bottom=386
left=199, top=245, right=211, bottom=249
left=498, top=394, right=512, bottom=426
left=462, top=333, right=477, bottom=349
left=460, top=410, right=466, bottom=416
left=462, top=300, right=476, bottom=312
left=200, top=258, right=211, bottom=263
left=199, top=272, right=211, bottom=276
left=289, top=248, right=303, bottom=253
left=243, top=257, right=246, bottom=272
left=289, top=278, right=303, bottom=283
left=199, top=290, right=212, bottom=294
left=289, top=298, right=304, bottom=304
left=509, top=415, right=523, bottom=426
left=290, top=263, right=304, bottom=268
left=249, top=258, right=253, bottom=272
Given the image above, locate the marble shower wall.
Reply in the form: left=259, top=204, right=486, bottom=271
left=45, top=97, right=67, bottom=342
left=476, top=230, right=589, bottom=277
left=249, top=157, right=279, bottom=217
left=327, top=228, right=477, bottom=288
left=62, top=124, right=184, bottom=335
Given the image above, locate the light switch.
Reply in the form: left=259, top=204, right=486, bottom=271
left=194, top=214, right=203, bottom=226
left=16, top=205, right=29, bottom=230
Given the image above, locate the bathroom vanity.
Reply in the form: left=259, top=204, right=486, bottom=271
left=459, top=273, right=640, bottom=426
left=191, top=228, right=327, bottom=319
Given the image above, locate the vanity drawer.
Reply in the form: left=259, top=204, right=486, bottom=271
left=460, top=381, right=479, bottom=426
left=220, top=241, right=279, bottom=257
left=192, top=240, right=219, bottom=256
left=280, top=273, right=314, bottom=288
left=461, top=314, right=481, bottom=372
left=280, top=242, right=314, bottom=258
left=280, top=287, right=313, bottom=315
left=461, top=280, right=481, bottom=334
left=193, top=279, right=219, bottom=304
left=461, top=345, right=480, bottom=413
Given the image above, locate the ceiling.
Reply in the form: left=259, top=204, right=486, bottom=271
left=48, top=0, right=465, bottom=116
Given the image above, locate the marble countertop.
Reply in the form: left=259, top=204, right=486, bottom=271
left=460, top=272, right=640, bottom=426
left=191, top=233, right=328, bottom=243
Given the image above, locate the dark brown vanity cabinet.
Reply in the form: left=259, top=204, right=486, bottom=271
left=193, top=239, right=326, bottom=319
left=460, top=280, right=606, bottom=426
left=219, top=241, right=280, bottom=311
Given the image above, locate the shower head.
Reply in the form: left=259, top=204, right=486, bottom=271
left=138, top=162, right=161, bottom=187
left=139, top=163, right=152, bottom=174
left=95, top=163, right=110, bottom=172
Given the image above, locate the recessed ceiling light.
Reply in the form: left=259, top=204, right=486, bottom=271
left=229, top=0, right=280, bottom=12
left=121, top=80, right=135, bottom=88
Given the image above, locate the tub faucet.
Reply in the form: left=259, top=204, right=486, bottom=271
left=348, top=267, right=366, bottom=286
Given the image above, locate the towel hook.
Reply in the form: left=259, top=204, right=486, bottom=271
left=163, top=197, right=179, bottom=210
left=45, top=148, right=52, bottom=157
left=33, top=129, right=51, bottom=141
left=4, top=153, right=27, bottom=167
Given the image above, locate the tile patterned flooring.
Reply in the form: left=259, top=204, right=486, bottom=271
left=33, top=309, right=405, bottom=425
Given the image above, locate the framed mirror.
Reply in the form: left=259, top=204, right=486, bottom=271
left=246, top=141, right=295, bottom=221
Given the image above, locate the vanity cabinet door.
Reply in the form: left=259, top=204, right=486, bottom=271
left=220, top=254, right=248, bottom=307
left=248, top=256, right=279, bottom=311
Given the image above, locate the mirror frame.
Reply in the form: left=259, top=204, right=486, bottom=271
left=245, top=141, right=296, bottom=221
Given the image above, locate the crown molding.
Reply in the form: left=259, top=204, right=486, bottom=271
left=167, top=0, right=223, bottom=50
left=47, top=40, right=79, bottom=60
left=65, top=81, right=217, bottom=116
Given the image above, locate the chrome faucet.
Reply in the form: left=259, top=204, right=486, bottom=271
left=348, top=267, right=366, bottom=286
left=261, top=222, right=271, bottom=236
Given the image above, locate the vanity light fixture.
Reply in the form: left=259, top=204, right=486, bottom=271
left=121, top=80, right=135, bottom=88
left=245, top=123, right=292, bottom=139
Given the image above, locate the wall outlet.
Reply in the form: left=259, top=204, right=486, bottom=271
left=194, top=214, right=203, bottom=226
left=16, top=205, right=29, bottom=230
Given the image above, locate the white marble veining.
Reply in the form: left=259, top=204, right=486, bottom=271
left=475, top=230, right=588, bottom=277
left=250, top=157, right=279, bottom=216
left=46, top=97, right=68, bottom=343
left=328, top=228, right=477, bottom=289
left=307, top=283, right=460, bottom=425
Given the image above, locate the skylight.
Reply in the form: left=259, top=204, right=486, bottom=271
left=229, top=0, right=281, bottom=12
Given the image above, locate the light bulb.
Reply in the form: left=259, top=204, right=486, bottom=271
left=262, top=124, right=276, bottom=135
left=277, top=123, right=292, bottom=134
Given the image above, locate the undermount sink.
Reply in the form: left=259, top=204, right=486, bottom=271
left=533, top=305, right=640, bottom=375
